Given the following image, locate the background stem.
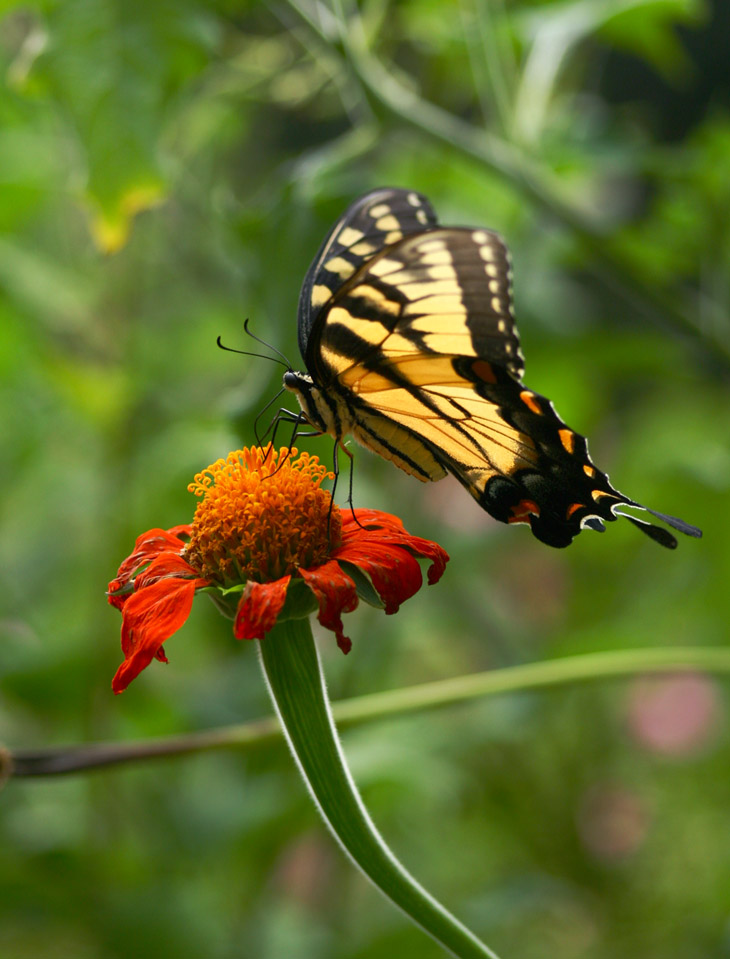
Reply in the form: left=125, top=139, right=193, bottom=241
left=6, top=645, right=730, bottom=778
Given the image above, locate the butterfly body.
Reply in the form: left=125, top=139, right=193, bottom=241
left=284, top=188, right=701, bottom=549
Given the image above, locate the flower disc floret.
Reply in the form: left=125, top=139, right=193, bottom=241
left=185, top=446, right=340, bottom=586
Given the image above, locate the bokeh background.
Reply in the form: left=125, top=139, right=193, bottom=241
left=1, top=1, right=729, bottom=956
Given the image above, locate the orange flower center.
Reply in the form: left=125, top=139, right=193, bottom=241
left=185, top=446, right=341, bottom=586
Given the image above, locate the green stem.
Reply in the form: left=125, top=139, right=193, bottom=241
left=335, top=645, right=730, bottom=725
left=7, top=645, right=730, bottom=777
left=258, top=616, right=501, bottom=959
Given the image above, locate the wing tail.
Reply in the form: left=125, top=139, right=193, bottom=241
left=613, top=504, right=702, bottom=549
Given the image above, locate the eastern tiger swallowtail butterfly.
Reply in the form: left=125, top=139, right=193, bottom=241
left=281, top=187, right=701, bottom=549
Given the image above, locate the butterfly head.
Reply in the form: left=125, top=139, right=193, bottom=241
left=283, top=369, right=328, bottom=434
left=283, top=370, right=311, bottom=392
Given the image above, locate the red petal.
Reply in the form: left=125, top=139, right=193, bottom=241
left=338, top=510, right=449, bottom=586
left=337, top=542, right=423, bottom=613
left=108, top=590, right=128, bottom=612
left=299, top=561, right=359, bottom=654
left=342, top=509, right=406, bottom=536
left=167, top=524, right=194, bottom=540
left=112, top=576, right=204, bottom=694
left=234, top=576, right=291, bottom=640
left=134, top=552, right=203, bottom=590
left=109, top=527, right=191, bottom=597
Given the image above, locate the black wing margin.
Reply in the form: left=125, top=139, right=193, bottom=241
left=456, top=364, right=702, bottom=548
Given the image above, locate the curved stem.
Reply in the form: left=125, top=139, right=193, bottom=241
left=7, top=645, right=730, bottom=778
left=259, top=616, right=501, bottom=959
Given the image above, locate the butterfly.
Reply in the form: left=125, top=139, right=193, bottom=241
left=281, top=187, right=701, bottom=549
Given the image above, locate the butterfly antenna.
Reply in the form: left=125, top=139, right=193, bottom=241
left=216, top=334, right=290, bottom=370
left=243, top=318, right=294, bottom=370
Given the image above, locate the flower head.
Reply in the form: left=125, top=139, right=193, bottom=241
left=108, top=446, right=448, bottom=693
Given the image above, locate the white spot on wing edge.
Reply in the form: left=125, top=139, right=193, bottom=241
left=407, top=192, right=421, bottom=206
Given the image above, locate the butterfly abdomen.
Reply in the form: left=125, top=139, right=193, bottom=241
left=284, top=368, right=446, bottom=482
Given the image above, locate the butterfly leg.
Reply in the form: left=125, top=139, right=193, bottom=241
left=261, top=410, right=310, bottom=476
left=262, top=409, right=322, bottom=468
left=333, top=438, right=365, bottom=531
left=261, top=407, right=300, bottom=451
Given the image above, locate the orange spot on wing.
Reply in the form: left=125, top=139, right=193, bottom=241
left=559, top=429, right=575, bottom=453
left=583, top=464, right=596, bottom=477
left=566, top=502, right=583, bottom=519
left=471, top=359, right=497, bottom=384
left=520, top=391, right=542, bottom=415
left=508, top=499, right=540, bottom=524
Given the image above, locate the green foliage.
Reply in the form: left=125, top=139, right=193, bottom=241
left=1, top=0, right=728, bottom=957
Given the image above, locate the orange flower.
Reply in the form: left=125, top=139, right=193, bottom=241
left=108, top=447, right=448, bottom=694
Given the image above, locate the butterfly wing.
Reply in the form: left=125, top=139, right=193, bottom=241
left=298, top=188, right=438, bottom=360
left=298, top=193, right=701, bottom=548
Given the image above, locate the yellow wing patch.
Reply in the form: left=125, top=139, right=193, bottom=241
left=340, top=355, right=539, bottom=480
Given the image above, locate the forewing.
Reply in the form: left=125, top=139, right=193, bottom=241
left=309, top=227, right=523, bottom=382
left=297, top=188, right=438, bottom=360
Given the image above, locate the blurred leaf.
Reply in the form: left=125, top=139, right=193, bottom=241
left=514, top=0, right=705, bottom=140
left=599, top=0, right=706, bottom=78
left=85, top=183, right=165, bottom=254
left=23, top=0, right=219, bottom=251
left=0, top=235, right=93, bottom=330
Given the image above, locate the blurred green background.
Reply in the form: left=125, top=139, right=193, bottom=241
left=1, top=0, right=729, bottom=956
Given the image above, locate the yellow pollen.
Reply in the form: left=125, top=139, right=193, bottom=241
left=184, top=446, right=341, bottom=586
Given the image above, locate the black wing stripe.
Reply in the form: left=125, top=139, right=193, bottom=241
left=351, top=413, right=441, bottom=481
